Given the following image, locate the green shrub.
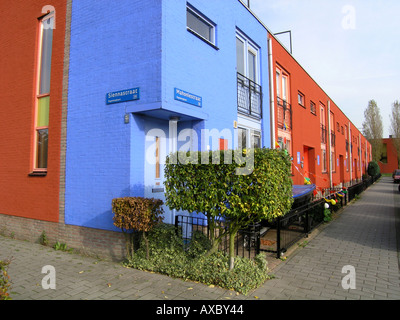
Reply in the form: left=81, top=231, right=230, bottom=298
left=165, top=148, right=293, bottom=269
left=323, top=208, right=332, bottom=222
left=39, top=231, right=49, bottom=246
left=367, top=161, right=380, bottom=177
left=124, top=224, right=270, bottom=295
left=53, top=241, right=72, bottom=252
left=0, top=259, right=12, bottom=300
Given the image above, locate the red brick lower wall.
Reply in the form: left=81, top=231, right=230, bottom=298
left=0, top=213, right=126, bottom=261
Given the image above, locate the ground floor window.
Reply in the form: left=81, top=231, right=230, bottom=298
left=322, top=148, right=327, bottom=173
left=36, top=128, right=48, bottom=169
left=238, top=127, right=262, bottom=150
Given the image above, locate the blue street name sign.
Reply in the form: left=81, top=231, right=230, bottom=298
left=174, top=88, right=202, bottom=107
left=106, top=88, right=140, bottom=105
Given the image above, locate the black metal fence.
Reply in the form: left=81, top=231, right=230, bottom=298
left=174, top=175, right=381, bottom=260
left=174, top=215, right=263, bottom=260
left=347, top=174, right=381, bottom=202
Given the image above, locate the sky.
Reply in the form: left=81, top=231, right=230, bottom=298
left=250, top=0, right=400, bottom=138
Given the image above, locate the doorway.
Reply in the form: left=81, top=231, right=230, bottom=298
left=303, top=146, right=315, bottom=184
left=339, top=155, right=345, bottom=185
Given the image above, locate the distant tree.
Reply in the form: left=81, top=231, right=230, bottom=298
left=390, top=100, right=400, bottom=167
left=362, top=100, right=383, bottom=162
left=367, top=161, right=380, bottom=177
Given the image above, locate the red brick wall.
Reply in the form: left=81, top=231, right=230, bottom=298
left=0, top=213, right=126, bottom=261
left=379, top=138, right=399, bottom=174
left=269, top=34, right=371, bottom=190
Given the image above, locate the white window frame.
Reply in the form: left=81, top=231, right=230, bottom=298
left=237, top=115, right=262, bottom=149
left=236, top=31, right=260, bottom=85
left=186, top=5, right=216, bottom=46
left=298, top=91, right=305, bottom=107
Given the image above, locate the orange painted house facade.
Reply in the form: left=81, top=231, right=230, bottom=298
left=268, top=34, right=372, bottom=192
left=0, top=1, right=68, bottom=223
left=379, top=138, right=399, bottom=174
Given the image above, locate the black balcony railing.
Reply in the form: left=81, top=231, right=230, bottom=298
left=237, top=73, right=262, bottom=119
left=277, top=97, right=292, bottom=131
left=331, top=131, right=336, bottom=147
left=321, top=124, right=327, bottom=144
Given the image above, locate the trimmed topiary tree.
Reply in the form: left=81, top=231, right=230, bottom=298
left=367, top=160, right=380, bottom=177
left=112, top=197, right=164, bottom=259
left=164, top=148, right=293, bottom=270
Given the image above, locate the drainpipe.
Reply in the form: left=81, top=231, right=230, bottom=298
left=169, top=116, right=179, bottom=224
left=349, top=122, right=353, bottom=184
left=359, top=133, right=362, bottom=177
left=268, top=37, right=276, bottom=149
left=327, top=100, right=333, bottom=188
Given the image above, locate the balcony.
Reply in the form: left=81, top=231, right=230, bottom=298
left=321, top=125, right=327, bottom=144
left=277, top=97, right=292, bottom=131
left=331, top=131, right=336, bottom=147
left=237, top=73, right=262, bottom=119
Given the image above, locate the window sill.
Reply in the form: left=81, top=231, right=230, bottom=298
left=237, top=110, right=262, bottom=121
left=28, top=171, right=47, bottom=177
left=187, top=28, right=219, bottom=50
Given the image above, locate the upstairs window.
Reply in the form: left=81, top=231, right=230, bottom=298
left=186, top=5, right=215, bottom=46
left=236, top=31, right=262, bottom=119
left=236, top=32, right=259, bottom=84
left=276, top=65, right=289, bottom=103
left=298, top=91, right=305, bottom=107
left=310, top=101, right=316, bottom=115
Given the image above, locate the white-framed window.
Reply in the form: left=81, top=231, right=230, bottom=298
left=186, top=5, right=215, bottom=46
left=322, top=148, right=327, bottom=173
left=236, top=31, right=260, bottom=84
left=251, top=130, right=261, bottom=149
left=310, top=100, right=316, bottom=115
left=237, top=122, right=262, bottom=150
left=276, top=65, right=289, bottom=103
left=238, top=127, right=247, bottom=150
left=298, top=91, right=305, bottom=107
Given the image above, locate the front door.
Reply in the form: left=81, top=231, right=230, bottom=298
left=144, top=118, right=171, bottom=222
left=339, top=155, right=345, bottom=185
left=303, top=146, right=315, bottom=184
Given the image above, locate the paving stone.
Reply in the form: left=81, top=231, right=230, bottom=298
left=1, top=177, right=399, bottom=300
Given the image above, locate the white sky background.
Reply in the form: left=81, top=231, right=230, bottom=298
left=250, top=0, right=400, bottom=137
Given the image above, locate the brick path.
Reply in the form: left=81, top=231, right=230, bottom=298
left=1, top=177, right=399, bottom=300
left=252, top=176, right=400, bottom=300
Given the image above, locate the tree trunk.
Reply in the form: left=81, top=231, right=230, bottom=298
left=205, top=238, right=220, bottom=257
left=143, top=231, right=149, bottom=260
left=207, top=215, right=216, bottom=246
left=228, top=227, right=239, bottom=270
left=123, top=232, right=132, bottom=259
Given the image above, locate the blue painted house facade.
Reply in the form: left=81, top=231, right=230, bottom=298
left=65, top=0, right=271, bottom=231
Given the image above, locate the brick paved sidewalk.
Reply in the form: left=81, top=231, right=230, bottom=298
left=1, top=177, right=399, bottom=300
left=252, top=176, right=400, bottom=300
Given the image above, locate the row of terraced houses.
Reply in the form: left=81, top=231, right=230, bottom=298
left=0, top=0, right=371, bottom=259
